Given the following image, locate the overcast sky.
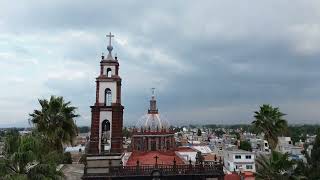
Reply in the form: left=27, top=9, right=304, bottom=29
left=1, top=0, right=320, bottom=127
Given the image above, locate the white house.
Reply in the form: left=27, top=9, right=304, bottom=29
left=223, top=150, right=256, bottom=173
left=276, top=137, right=305, bottom=162
left=276, top=137, right=303, bottom=155
left=64, top=145, right=86, bottom=154
left=249, top=138, right=270, bottom=154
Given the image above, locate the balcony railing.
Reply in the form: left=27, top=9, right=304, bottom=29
left=83, top=161, right=224, bottom=177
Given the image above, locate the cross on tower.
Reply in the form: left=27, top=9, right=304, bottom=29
left=106, top=32, right=114, bottom=46
left=151, top=88, right=155, bottom=99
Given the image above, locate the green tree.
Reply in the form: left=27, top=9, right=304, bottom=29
left=301, top=128, right=320, bottom=179
left=252, top=104, right=288, bottom=150
left=239, top=141, right=252, bottom=151
left=122, top=127, right=132, bottom=138
left=197, top=128, right=202, bottom=136
left=189, top=125, right=196, bottom=129
left=230, top=131, right=240, bottom=140
left=311, top=129, right=320, bottom=168
left=78, top=126, right=90, bottom=134
left=29, top=96, right=79, bottom=152
left=214, top=129, right=225, bottom=138
left=0, top=131, right=63, bottom=179
left=256, top=151, right=295, bottom=180
left=62, top=152, right=72, bottom=164
left=283, top=129, right=320, bottom=180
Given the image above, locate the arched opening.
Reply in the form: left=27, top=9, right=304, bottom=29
left=101, top=120, right=111, bottom=152
left=105, top=88, right=112, bottom=106
left=106, top=68, right=112, bottom=78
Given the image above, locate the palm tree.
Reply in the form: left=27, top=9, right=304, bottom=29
left=252, top=104, right=288, bottom=150
left=0, top=131, right=63, bottom=179
left=29, top=96, right=79, bottom=152
left=255, top=151, right=296, bottom=180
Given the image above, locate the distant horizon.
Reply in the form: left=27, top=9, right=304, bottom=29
left=2, top=122, right=319, bottom=129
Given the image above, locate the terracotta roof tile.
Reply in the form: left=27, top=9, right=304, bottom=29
left=126, top=151, right=185, bottom=166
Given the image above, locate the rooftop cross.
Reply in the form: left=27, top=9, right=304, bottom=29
left=151, top=88, right=155, bottom=99
left=154, top=155, right=159, bottom=165
left=106, top=32, right=114, bottom=46
left=106, top=32, right=115, bottom=59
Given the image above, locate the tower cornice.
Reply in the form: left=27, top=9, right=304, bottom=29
left=96, top=76, right=122, bottom=81
left=100, top=60, right=119, bottom=65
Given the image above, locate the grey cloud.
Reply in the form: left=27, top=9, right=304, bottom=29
left=1, top=0, right=320, bottom=126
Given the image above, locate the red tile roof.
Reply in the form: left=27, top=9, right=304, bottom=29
left=224, top=172, right=255, bottom=180
left=224, top=174, right=241, bottom=180
left=126, top=151, right=185, bottom=166
left=203, top=154, right=217, bottom=161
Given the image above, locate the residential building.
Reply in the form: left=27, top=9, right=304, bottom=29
left=224, top=150, right=256, bottom=173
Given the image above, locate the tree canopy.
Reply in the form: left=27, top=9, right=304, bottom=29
left=256, top=151, right=295, bottom=180
left=239, top=140, right=252, bottom=151
left=197, top=128, right=202, bottom=136
left=0, top=130, right=64, bottom=179
left=252, top=104, right=288, bottom=150
left=29, top=96, right=79, bottom=152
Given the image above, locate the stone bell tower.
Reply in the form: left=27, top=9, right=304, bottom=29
left=88, top=32, right=124, bottom=154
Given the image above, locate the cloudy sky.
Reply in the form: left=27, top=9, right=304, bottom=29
left=1, top=0, right=320, bottom=127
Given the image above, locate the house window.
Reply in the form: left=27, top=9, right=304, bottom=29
left=235, top=155, right=241, bottom=159
left=246, top=165, right=253, bottom=169
left=245, top=155, right=252, bottom=159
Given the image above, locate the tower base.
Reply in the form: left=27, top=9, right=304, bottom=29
left=82, top=153, right=124, bottom=179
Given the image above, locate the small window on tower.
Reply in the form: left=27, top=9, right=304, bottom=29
left=106, top=68, right=112, bottom=78
left=105, top=88, right=112, bottom=106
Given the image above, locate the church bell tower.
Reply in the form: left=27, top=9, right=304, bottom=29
left=88, top=33, right=124, bottom=154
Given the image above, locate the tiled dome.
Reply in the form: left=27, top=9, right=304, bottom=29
left=135, top=113, right=170, bottom=131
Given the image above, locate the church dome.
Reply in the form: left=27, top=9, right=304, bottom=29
left=135, top=89, right=170, bottom=132
left=135, top=113, right=170, bottom=131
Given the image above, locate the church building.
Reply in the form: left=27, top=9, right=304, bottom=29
left=83, top=33, right=224, bottom=180
left=131, top=89, right=175, bottom=152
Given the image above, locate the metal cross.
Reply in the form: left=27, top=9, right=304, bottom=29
left=106, top=32, right=114, bottom=46
left=151, top=88, right=155, bottom=96
left=154, top=155, right=159, bottom=164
